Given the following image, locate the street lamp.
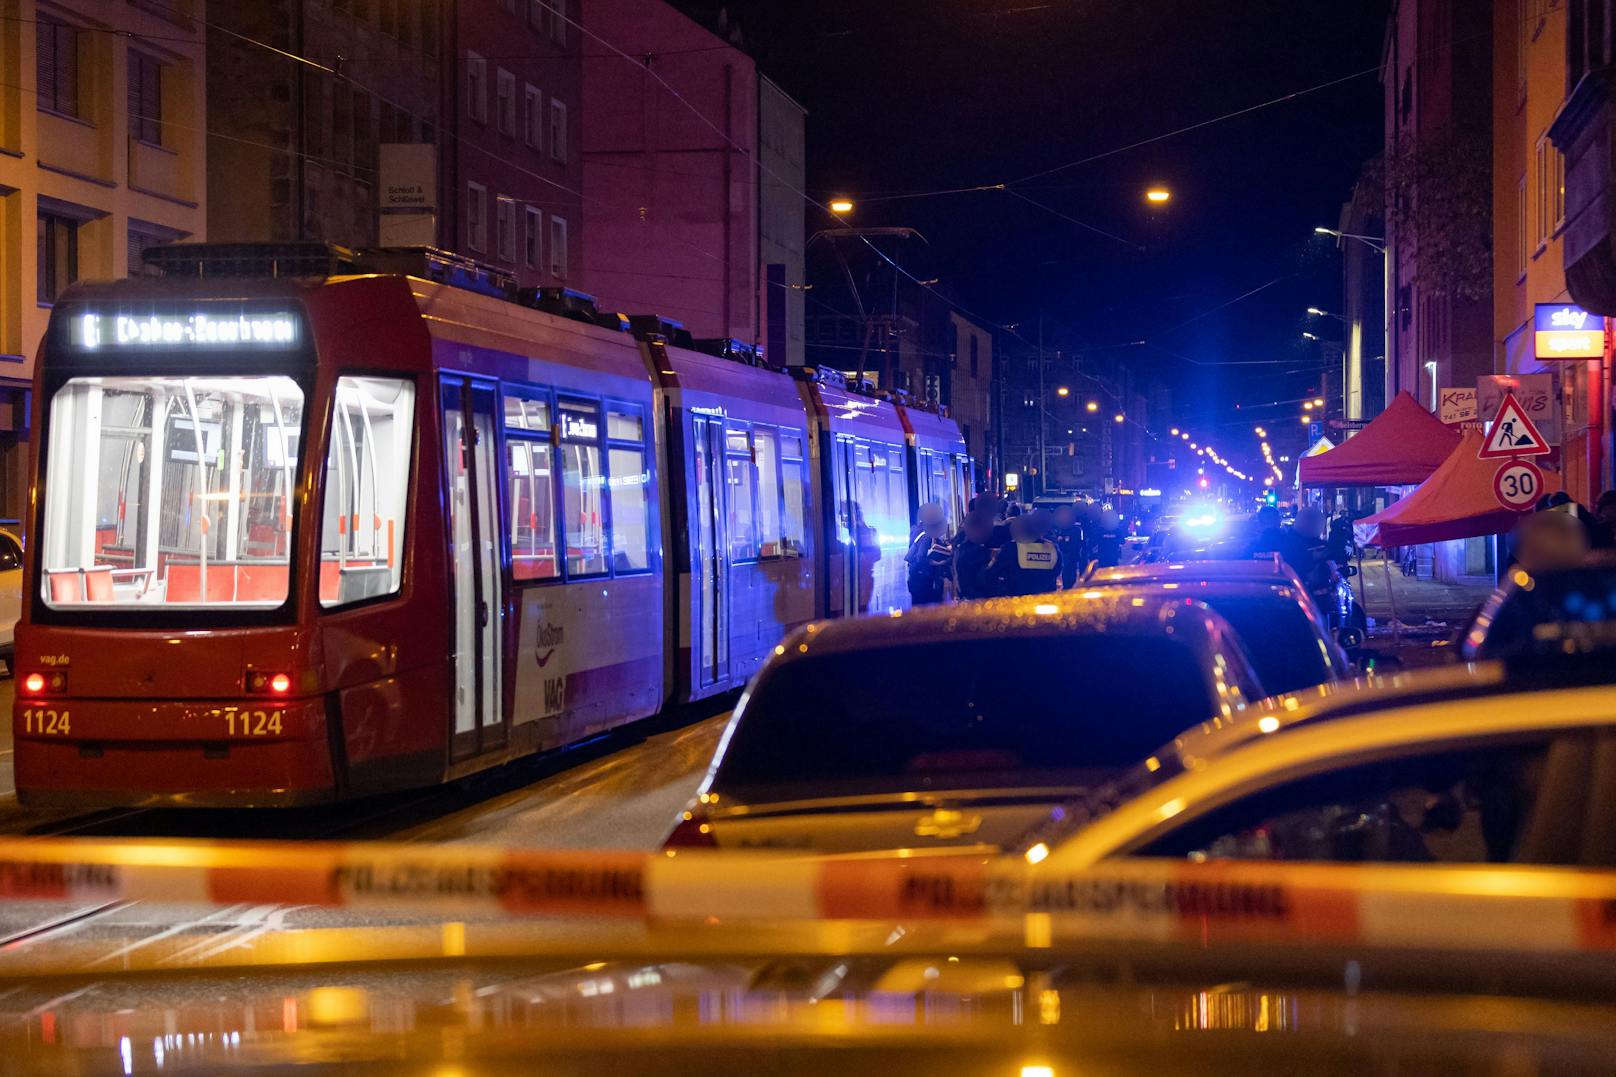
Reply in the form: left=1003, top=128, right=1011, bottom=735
left=1170, top=427, right=1179, bottom=436
left=1056, top=386, right=1070, bottom=397
left=1314, top=226, right=1386, bottom=254
left=1085, top=400, right=1099, bottom=412
left=1113, top=413, right=1125, bottom=424
left=829, top=198, right=855, bottom=214
left=1312, top=397, right=1324, bottom=407
left=1145, top=188, right=1171, bottom=204
left=1254, top=426, right=1266, bottom=436
left=1302, top=331, right=1320, bottom=341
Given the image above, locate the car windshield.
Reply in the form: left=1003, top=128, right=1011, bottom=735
left=714, top=635, right=1217, bottom=799
left=39, top=375, right=305, bottom=609
left=1198, top=595, right=1333, bottom=693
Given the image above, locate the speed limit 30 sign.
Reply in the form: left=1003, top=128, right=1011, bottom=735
left=1493, top=459, right=1545, bottom=511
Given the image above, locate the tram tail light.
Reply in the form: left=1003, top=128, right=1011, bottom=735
left=246, top=670, right=295, bottom=695
left=664, top=808, right=718, bottom=849
left=21, top=671, right=65, bottom=695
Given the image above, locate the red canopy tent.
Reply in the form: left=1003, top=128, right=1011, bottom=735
left=1298, top=390, right=1460, bottom=487
left=1357, top=429, right=1560, bottom=546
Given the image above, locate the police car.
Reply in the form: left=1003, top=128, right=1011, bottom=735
left=1020, top=656, right=1616, bottom=870
left=664, top=591, right=1264, bottom=853
left=1459, top=560, right=1616, bottom=660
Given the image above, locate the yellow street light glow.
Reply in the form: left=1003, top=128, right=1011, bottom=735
left=1313, top=397, right=1325, bottom=406
left=1145, top=188, right=1171, bottom=203
left=829, top=198, right=854, bottom=214
left=1181, top=432, right=1190, bottom=440
left=1170, top=427, right=1179, bottom=435
left=1085, top=400, right=1099, bottom=412
left=1056, top=386, right=1070, bottom=397
left=1113, top=413, right=1125, bottom=424
left=1300, top=415, right=1312, bottom=425
left=1254, top=426, right=1266, bottom=436
left=1303, top=400, right=1314, bottom=411
left=1025, top=842, right=1050, bottom=865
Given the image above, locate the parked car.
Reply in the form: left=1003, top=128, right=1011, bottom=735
left=665, top=591, right=1265, bottom=854
left=0, top=528, right=21, bottom=675
left=1019, top=655, right=1616, bottom=871
left=1079, top=577, right=1350, bottom=694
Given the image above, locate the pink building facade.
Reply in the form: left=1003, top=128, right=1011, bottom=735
left=447, top=0, right=583, bottom=289
left=580, top=1, right=795, bottom=348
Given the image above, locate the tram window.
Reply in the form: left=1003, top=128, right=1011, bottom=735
left=606, top=407, right=643, bottom=442
left=780, top=440, right=807, bottom=558
left=560, top=400, right=606, bottom=576
left=42, top=376, right=305, bottom=608
left=753, top=426, right=782, bottom=558
left=504, top=393, right=550, bottom=432
left=320, top=377, right=415, bottom=608
left=607, top=445, right=649, bottom=572
left=508, top=439, right=558, bottom=580
left=725, top=425, right=758, bottom=562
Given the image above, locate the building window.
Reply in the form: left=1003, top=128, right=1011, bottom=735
left=128, top=51, right=164, bottom=145
left=1516, top=173, right=1528, bottom=278
left=36, top=15, right=80, bottom=118
left=466, top=53, right=487, bottom=124
left=127, top=225, right=179, bottom=276
left=467, top=182, right=488, bottom=252
left=549, top=98, right=567, bottom=162
left=969, top=335, right=979, bottom=377
left=496, top=69, right=516, bottom=136
left=38, top=213, right=80, bottom=304
left=524, top=84, right=543, bottom=149
left=549, top=0, right=569, bottom=44
left=549, top=215, right=568, bottom=278
left=1534, top=135, right=1566, bottom=242
left=496, top=196, right=516, bottom=262
left=524, top=206, right=542, bottom=268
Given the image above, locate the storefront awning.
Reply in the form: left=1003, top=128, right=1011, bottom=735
left=1298, top=391, right=1460, bottom=487
left=1357, top=429, right=1561, bottom=546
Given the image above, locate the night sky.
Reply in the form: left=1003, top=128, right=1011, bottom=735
left=682, top=0, right=1389, bottom=458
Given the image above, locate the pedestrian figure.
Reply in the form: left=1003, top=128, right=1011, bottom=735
left=905, top=502, right=953, bottom=606
left=952, top=509, right=997, bottom=601
left=1093, top=507, right=1126, bottom=568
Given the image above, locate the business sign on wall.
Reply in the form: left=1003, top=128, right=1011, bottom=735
left=1533, top=303, right=1606, bottom=359
left=379, top=144, right=437, bottom=210
left=1438, top=386, right=1476, bottom=424
left=1477, top=373, right=1558, bottom=444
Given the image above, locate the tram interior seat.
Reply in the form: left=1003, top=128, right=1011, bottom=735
left=45, top=566, right=115, bottom=603
left=336, top=564, right=393, bottom=604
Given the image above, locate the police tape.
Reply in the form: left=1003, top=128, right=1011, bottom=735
left=0, top=839, right=1613, bottom=953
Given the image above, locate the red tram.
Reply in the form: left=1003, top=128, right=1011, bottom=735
left=14, top=245, right=974, bottom=807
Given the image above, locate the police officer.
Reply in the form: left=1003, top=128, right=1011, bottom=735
left=983, top=509, right=1062, bottom=597
left=905, top=502, right=953, bottom=606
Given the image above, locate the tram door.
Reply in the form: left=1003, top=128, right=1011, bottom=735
left=442, top=377, right=507, bottom=760
left=829, top=436, right=858, bottom=618
left=691, top=416, right=729, bottom=688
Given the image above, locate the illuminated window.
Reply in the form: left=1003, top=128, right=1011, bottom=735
left=607, top=404, right=650, bottom=572
left=42, top=376, right=306, bottom=609
left=780, top=432, right=807, bottom=557
left=725, top=425, right=757, bottom=562
left=505, top=391, right=556, bottom=582
left=753, top=426, right=782, bottom=557
left=559, top=399, right=606, bottom=576
left=320, top=377, right=415, bottom=607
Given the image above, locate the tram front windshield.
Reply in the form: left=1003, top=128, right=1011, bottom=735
left=40, top=375, right=305, bottom=609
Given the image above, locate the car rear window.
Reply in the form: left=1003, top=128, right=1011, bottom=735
left=1198, top=596, right=1332, bottom=694
left=714, top=635, right=1217, bottom=798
